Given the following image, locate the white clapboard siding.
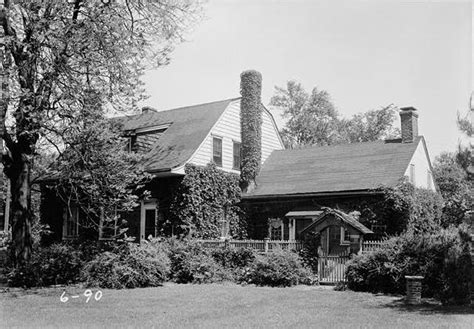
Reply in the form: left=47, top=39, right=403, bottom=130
left=403, top=140, right=436, bottom=191
left=189, top=100, right=284, bottom=173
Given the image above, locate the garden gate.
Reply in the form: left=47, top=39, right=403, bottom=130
left=317, top=251, right=350, bottom=283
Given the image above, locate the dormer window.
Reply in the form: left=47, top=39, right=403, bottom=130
left=125, top=123, right=170, bottom=153
left=212, top=136, right=223, bottom=167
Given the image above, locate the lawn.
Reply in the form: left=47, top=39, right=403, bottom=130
left=1, top=283, right=473, bottom=328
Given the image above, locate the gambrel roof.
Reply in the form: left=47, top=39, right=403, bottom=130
left=112, top=98, right=239, bottom=172
left=244, top=136, right=426, bottom=199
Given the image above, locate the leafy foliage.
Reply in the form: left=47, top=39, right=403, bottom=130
left=47, top=116, right=151, bottom=239
left=169, top=164, right=246, bottom=239
left=0, top=0, right=203, bottom=263
left=7, top=243, right=84, bottom=287
left=346, top=225, right=472, bottom=305
left=349, top=180, right=443, bottom=236
left=165, top=238, right=232, bottom=284
left=244, top=249, right=316, bottom=287
left=433, top=152, right=473, bottom=226
left=210, top=247, right=256, bottom=270
left=81, top=242, right=170, bottom=289
left=240, top=70, right=263, bottom=191
left=270, top=81, right=399, bottom=148
left=338, top=107, right=400, bottom=143
left=271, top=81, right=340, bottom=147
left=298, top=231, right=321, bottom=273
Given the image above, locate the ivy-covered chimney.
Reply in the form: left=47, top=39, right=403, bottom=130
left=240, top=70, right=263, bottom=192
left=400, top=107, right=418, bottom=143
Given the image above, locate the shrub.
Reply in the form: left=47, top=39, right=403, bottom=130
left=0, top=230, right=11, bottom=249
left=7, top=243, right=83, bottom=287
left=211, top=247, right=256, bottom=269
left=346, top=225, right=472, bottom=305
left=299, top=231, right=320, bottom=273
left=245, top=250, right=316, bottom=287
left=81, top=242, right=170, bottom=289
left=166, top=238, right=231, bottom=283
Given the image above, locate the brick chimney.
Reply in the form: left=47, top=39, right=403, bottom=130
left=400, top=107, right=418, bottom=143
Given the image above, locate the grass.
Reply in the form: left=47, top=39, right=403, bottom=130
left=1, top=283, right=473, bottom=328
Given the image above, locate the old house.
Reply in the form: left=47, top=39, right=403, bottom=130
left=39, top=70, right=437, bottom=247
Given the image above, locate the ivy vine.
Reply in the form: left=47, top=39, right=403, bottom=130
left=240, top=70, right=263, bottom=192
left=169, top=163, right=248, bottom=239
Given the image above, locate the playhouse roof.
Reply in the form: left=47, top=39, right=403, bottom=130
left=300, top=209, right=373, bottom=235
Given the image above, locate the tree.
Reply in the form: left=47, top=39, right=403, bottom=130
left=0, top=0, right=202, bottom=264
left=455, top=111, right=473, bottom=181
left=270, top=81, right=340, bottom=148
left=270, top=81, right=399, bottom=148
left=338, top=106, right=400, bottom=143
left=433, top=152, right=472, bottom=227
left=44, top=113, right=151, bottom=240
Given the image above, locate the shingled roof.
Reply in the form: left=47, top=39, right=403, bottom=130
left=112, top=98, right=239, bottom=172
left=244, top=137, right=424, bottom=199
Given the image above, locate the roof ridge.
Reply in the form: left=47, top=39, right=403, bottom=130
left=111, top=97, right=240, bottom=121
left=272, top=136, right=423, bottom=153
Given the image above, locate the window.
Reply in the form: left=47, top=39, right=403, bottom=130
left=233, top=141, right=241, bottom=170
left=64, top=207, right=79, bottom=238
left=269, top=218, right=283, bottom=240
left=270, top=225, right=282, bottom=240
left=409, top=164, right=415, bottom=185
left=340, top=227, right=350, bottom=244
left=212, top=137, right=223, bottom=167
left=126, top=135, right=136, bottom=153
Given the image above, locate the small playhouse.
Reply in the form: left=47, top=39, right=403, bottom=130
left=292, top=208, right=373, bottom=255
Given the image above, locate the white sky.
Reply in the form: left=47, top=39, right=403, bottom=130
left=141, top=0, right=472, bottom=158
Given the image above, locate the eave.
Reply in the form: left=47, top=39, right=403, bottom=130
left=241, top=189, right=384, bottom=201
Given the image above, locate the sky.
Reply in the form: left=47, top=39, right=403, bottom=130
left=141, top=0, right=472, bottom=158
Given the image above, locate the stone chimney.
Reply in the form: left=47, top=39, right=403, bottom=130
left=400, top=107, right=418, bottom=143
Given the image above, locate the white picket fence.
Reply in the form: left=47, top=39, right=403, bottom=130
left=361, top=240, right=384, bottom=253
left=198, top=239, right=384, bottom=254
left=197, top=239, right=303, bottom=252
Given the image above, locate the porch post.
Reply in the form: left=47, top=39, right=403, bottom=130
left=289, top=218, right=295, bottom=240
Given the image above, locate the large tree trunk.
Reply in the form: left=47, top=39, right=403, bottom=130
left=9, top=155, right=32, bottom=265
